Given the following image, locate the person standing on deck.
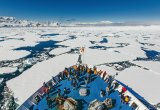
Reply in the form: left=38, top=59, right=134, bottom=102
left=43, top=82, right=50, bottom=96
left=106, top=86, right=110, bottom=96
left=87, top=68, right=92, bottom=82
left=85, top=65, right=88, bottom=73
left=102, top=71, right=107, bottom=80
left=63, top=87, right=67, bottom=97
left=100, top=90, right=105, bottom=97
left=111, top=80, right=116, bottom=90
left=79, top=65, right=83, bottom=75
left=124, top=95, right=130, bottom=104
left=73, top=65, right=78, bottom=71
left=108, top=75, right=114, bottom=87
left=52, top=76, right=57, bottom=86
left=57, top=89, right=61, bottom=97
left=68, top=67, right=72, bottom=76
left=72, top=78, right=78, bottom=90
left=84, top=77, right=88, bottom=85
left=46, top=96, right=52, bottom=108
left=82, top=65, right=85, bottom=75
left=63, top=69, right=68, bottom=79
left=120, top=87, right=127, bottom=95
left=105, top=74, right=109, bottom=83
left=93, top=66, right=97, bottom=74
left=98, top=70, right=103, bottom=76
left=59, top=72, right=64, bottom=80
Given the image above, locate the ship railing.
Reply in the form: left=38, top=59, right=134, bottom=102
left=17, top=64, right=151, bottom=110
left=17, top=66, right=72, bottom=110
left=116, top=85, right=149, bottom=110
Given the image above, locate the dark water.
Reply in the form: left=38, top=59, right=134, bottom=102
left=90, top=38, right=108, bottom=44
left=0, top=36, right=5, bottom=42
left=89, top=46, right=108, bottom=50
left=14, top=40, right=67, bottom=58
left=41, top=33, right=59, bottom=37
left=90, top=41, right=96, bottom=44
left=15, top=40, right=59, bottom=52
left=139, top=42, right=155, bottom=46
left=68, top=35, right=77, bottom=40
left=0, top=40, right=4, bottom=42
left=89, top=43, right=128, bottom=50
left=100, top=38, right=108, bottom=43
left=1, top=40, right=67, bottom=80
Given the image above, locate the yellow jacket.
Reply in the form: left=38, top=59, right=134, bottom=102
left=73, top=65, right=77, bottom=71
left=125, top=96, right=129, bottom=102
left=94, top=69, right=97, bottom=74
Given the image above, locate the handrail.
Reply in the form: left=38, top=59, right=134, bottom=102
left=17, top=65, right=152, bottom=110
left=117, top=81, right=156, bottom=110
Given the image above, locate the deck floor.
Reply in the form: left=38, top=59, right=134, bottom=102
left=33, top=73, right=133, bottom=110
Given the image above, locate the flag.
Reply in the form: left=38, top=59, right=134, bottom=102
left=80, top=47, right=85, bottom=54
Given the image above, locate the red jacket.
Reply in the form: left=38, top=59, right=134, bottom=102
left=122, top=87, right=127, bottom=93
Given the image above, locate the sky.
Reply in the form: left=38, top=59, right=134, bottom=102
left=0, top=0, right=160, bottom=22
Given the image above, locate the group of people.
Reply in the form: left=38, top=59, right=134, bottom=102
left=42, top=64, right=96, bottom=108
left=119, top=86, right=131, bottom=104
left=43, top=86, right=67, bottom=108
left=97, top=69, right=119, bottom=98
left=42, top=64, right=129, bottom=108
left=99, top=70, right=131, bottom=105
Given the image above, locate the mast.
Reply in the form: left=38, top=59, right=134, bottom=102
left=77, top=47, right=85, bottom=65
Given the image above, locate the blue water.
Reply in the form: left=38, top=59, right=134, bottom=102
left=136, top=48, right=160, bottom=61
left=14, top=40, right=67, bottom=58
left=15, top=40, right=62, bottom=52
left=144, top=50, right=159, bottom=59
left=33, top=74, right=133, bottom=110
left=100, top=38, right=108, bottom=43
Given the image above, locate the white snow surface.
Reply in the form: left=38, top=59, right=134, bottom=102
left=116, top=66, right=160, bottom=104
left=0, top=67, right=17, bottom=74
left=0, top=26, right=159, bottom=105
left=7, top=54, right=77, bottom=104
left=49, top=47, right=71, bottom=55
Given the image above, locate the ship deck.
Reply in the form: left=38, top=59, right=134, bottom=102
left=33, top=72, right=133, bottom=110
